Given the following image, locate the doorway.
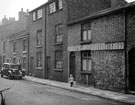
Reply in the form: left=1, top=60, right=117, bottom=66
left=70, top=52, right=76, bottom=80
left=46, top=56, right=50, bottom=79
left=30, top=57, right=34, bottom=76
left=128, top=48, right=135, bottom=91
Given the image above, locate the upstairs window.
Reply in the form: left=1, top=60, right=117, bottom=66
left=55, top=50, right=63, bottom=69
left=58, top=0, right=63, bottom=9
left=3, top=41, right=6, bottom=51
left=37, top=9, right=43, bottom=19
left=81, top=23, right=91, bottom=41
left=32, top=9, right=43, bottom=21
left=81, top=51, right=92, bottom=72
left=13, top=42, right=16, bottom=53
left=55, top=25, right=63, bottom=43
left=49, top=2, right=56, bottom=14
left=36, top=30, right=42, bottom=46
left=49, top=0, right=63, bottom=14
left=32, top=12, right=36, bottom=21
left=23, top=39, right=27, bottom=51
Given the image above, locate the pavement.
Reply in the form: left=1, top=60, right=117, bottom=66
left=24, top=76, right=135, bottom=105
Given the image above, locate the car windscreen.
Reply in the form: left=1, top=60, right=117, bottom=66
left=10, top=65, right=18, bottom=69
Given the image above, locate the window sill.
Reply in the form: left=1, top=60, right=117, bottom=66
left=81, top=71, right=92, bottom=75
left=13, top=52, right=17, bottom=55
left=36, top=45, right=43, bottom=48
left=54, top=42, right=63, bottom=46
left=80, top=40, right=92, bottom=44
left=49, top=9, right=63, bottom=15
left=36, top=67, right=43, bottom=70
left=54, top=69, right=63, bottom=72
left=22, top=51, right=27, bottom=54
left=32, top=17, right=43, bottom=22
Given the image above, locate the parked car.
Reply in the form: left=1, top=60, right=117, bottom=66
left=0, top=63, right=25, bottom=79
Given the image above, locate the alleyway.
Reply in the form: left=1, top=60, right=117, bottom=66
left=0, top=77, right=129, bottom=105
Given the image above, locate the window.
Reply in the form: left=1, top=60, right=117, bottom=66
left=22, top=57, right=26, bottom=69
left=3, top=56, right=5, bottom=63
left=49, top=2, right=56, bottom=14
left=82, top=23, right=91, bottom=41
left=36, top=30, right=42, bottom=46
left=32, top=12, right=36, bottom=21
left=49, top=0, right=62, bottom=14
left=37, top=52, right=42, bottom=67
left=3, top=41, right=6, bottom=51
left=37, top=9, right=43, bottom=19
left=32, top=9, right=43, bottom=21
left=55, top=50, right=63, bottom=69
left=81, top=51, right=92, bottom=71
left=13, top=58, right=16, bottom=64
left=23, top=39, right=27, bottom=51
left=13, top=42, right=16, bottom=53
left=55, top=25, right=63, bottom=43
left=58, top=0, right=63, bottom=9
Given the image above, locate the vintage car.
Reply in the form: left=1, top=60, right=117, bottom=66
left=0, top=63, right=25, bottom=79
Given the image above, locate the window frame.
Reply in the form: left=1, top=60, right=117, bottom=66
left=36, top=51, right=42, bottom=68
left=81, top=23, right=92, bottom=42
left=23, top=39, right=27, bottom=51
left=81, top=51, right=92, bottom=72
left=55, top=24, right=63, bottom=43
left=55, top=50, right=63, bottom=69
left=36, top=30, right=42, bottom=46
left=13, top=41, right=16, bottom=53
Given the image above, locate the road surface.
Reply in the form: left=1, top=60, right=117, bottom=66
left=0, top=76, right=129, bottom=105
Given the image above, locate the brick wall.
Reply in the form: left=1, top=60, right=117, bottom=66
left=68, top=10, right=126, bottom=91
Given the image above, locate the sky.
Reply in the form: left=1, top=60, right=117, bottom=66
left=0, top=0, right=134, bottom=23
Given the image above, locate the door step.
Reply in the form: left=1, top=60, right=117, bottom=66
left=129, top=91, right=135, bottom=95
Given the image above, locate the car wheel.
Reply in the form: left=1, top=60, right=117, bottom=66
left=8, top=74, right=12, bottom=79
left=1, top=74, right=3, bottom=78
left=19, top=77, right=22, bottom=80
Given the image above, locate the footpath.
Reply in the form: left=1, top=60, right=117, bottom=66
left=24, top=76, right=135, bottom=105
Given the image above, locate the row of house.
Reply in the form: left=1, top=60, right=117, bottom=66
left=1, top=0, right=135, bottom=94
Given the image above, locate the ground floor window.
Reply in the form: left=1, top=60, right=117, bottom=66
left=3, top=56, right=5, bottom=63
left=13, top=58, right=16, bottom=64
left=81, top=51, right=92, bottom=71
left=55, top=50, right=63, bottom=69
left=37, top=52, right=42, bottom=68
left=22, top=57, right=26, bottom=69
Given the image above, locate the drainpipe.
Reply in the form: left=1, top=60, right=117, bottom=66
left=44, top=6, right=47, bottom=79
left=124, top=9, right=128, bottom=94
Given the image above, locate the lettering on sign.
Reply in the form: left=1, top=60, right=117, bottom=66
left=68, top=42, right=124, bottom=51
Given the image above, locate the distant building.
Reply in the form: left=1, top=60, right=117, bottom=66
left=0, top=8, right=29, bottom=69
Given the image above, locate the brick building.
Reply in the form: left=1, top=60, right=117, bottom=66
left=28, top=4, right=45, bottom=78
left=0, top=9, right=29, bottom=69
left=67, top=1, right=135, bottom=93
left=45, top=0, right=111, bottom=82
left=7, top=31, right=29, bottom=74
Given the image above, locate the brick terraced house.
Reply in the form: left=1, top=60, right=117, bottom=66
left=45, top=0, right=111, bottom=82
left=67, top=1, right=135, bottom=93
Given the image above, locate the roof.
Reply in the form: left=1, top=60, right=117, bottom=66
left=68, top=1, right=135, bottom=25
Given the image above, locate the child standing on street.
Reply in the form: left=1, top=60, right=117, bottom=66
left=69, top=74, right=74, bottom=87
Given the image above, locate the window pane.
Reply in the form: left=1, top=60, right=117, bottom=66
left=33, top=12, right=36, bottom=21
left=82, top=59, right=87, bottom=71
left=88, top=30, right=91, bottom=40
left=49, top=2, right=56, bottom=13
left=59, top=0, right=63, bottom=9
left=83, top=31, right=87, bottom=41
left=88, top=59, right=91, bottom=71
left=37, top=9, right=42, bottom=19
